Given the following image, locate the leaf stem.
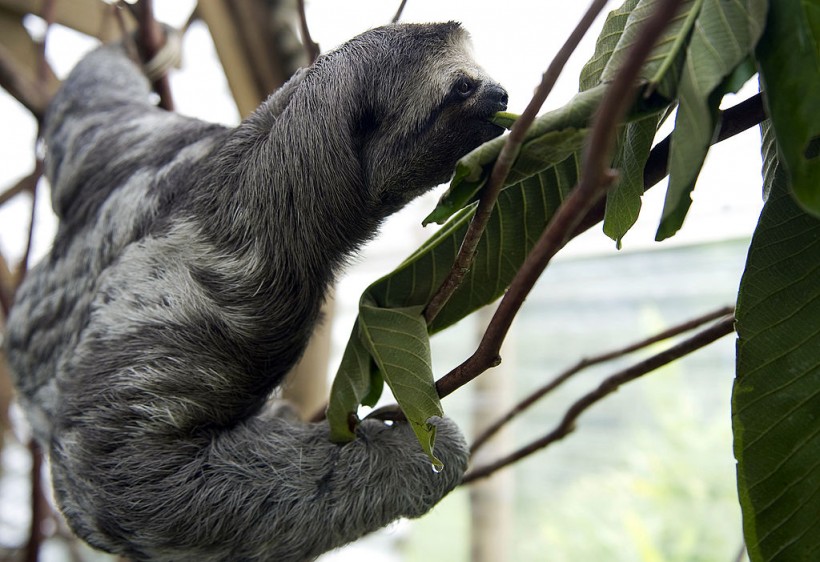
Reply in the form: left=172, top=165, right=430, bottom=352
left=461, top=313, right=735, bottom=484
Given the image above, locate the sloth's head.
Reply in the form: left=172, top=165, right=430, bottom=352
left=309, top=22, right=508, bottom=214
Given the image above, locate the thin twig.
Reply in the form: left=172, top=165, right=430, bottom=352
left=462, top=314, right=735, bottom=484
left=24, top=440, right=46, bottom=562
left=734, top=542, right=747, bottom=562
left=37, top=0, right=57, bottom=86
left=436, top=0, right=686, bottom=399
left=0, top=162, right=41, bottom=209
left=391, top=0, right=409, bottom=23
left=296, top=0, right=320, bottom=64
left=14, top=163, right=41, bottom=285
left=137, top=0, right=174, bottom=111
left=0, top=160, right=43, bottom=319
left=21, top=11, right=52, bottom=553
left=0, top=168, right=41, bottom=320
left=471, top=304, right=734, bottom=452
left=423, top=0, right=611, bottom=326
left=0, top=253, right=13, bottom=319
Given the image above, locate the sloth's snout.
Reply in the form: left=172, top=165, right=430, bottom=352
left=474, top=83, right=508, bottom=119
left=485, top=84, right=509, bottom=112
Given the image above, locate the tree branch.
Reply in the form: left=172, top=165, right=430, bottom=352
left=0, top=160, right=43, bottom=315
left=391, top=0, right=409, bottom=23
left=36, top=0, right=57, bottom=86
left=470, top=304, right=734, bottom=453
left=136, top=0, right=174, bottom=111
left=24, top=440, right=47, bottom=562
left=462, top=313, right=735, bottom=484
left=436, top=0, right=686, bottom=399
left=423, top=0, right=611, bottom=326
left=0, top=44, right=51, bottom=122
left=296, top=0, right=320, bottom=64
left=0, top=161, right=41, bottom=209
left=0, top=252, right=13, bottom=320
left=14, top=162, right=41, bottom=285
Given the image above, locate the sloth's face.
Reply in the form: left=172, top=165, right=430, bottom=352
left=358, top=28, right=508, bottom=213
left=425, top=72, right=509, bottom=173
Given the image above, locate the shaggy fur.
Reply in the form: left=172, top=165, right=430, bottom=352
left=4, top=22, right=506, bottom=561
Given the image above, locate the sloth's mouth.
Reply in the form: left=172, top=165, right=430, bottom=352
left=487, top=111, right=517, bottom=130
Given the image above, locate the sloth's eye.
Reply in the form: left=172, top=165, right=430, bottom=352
left=455, top=78, right=475, bottom=99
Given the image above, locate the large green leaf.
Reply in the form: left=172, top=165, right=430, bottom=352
left=656, top=0, right=768, bottom=240
left=732, top=123, right=820, bottom=562
left=604, top=114, right=661, bottom=245
left=358, top=303, right=445, bottom=466
left=328, top=303, right=445, bottom=464
left=598, top=0, right=703, bottom=98
left=755, top=0, right=820, bottom=215
left=327, top=324, right=374, bottom=442
left=579, top=0, right=643, bottom=90
left=579, top=0, right=703, bottom=243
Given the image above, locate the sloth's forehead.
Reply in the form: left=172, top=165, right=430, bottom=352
left=425, top=43, right=483, bottom=95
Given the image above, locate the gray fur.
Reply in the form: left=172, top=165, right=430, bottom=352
left=4, top=22, right=506, bottom=561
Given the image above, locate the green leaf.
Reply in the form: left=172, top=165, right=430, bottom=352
left=755, top=0, right=820, bottom=215
left=604, top=114, right=662, bottom=245
left=733, top=134, right=820, bottom=562
left=600, top=0, right=704, bottom=98
left=421, top=159, right=486, bottom=226
left=582, top=0, right=702, bottom=244
left=394, top=153, right=583, bottom=332
left=657, top=0, right=768, bottom=241
left=357, top=303, right=444, bottom=465
left=327, top=323, right=374, bottom=442
left=723, top=56, right=758, bottom=94
left=327, top=302, right=445, bottom=465
left=579, top=0, right=643, bottom=90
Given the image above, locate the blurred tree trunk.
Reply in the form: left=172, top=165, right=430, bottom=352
left=283, top=296, right=333, bottom=419
left=470, top=305, right=514, bottom=562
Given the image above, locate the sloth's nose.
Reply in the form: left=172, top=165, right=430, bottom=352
left=486, top=84, right=508, bottom=112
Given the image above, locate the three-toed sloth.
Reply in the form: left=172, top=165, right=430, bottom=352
left=5, top=22, right=507, bottom=561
